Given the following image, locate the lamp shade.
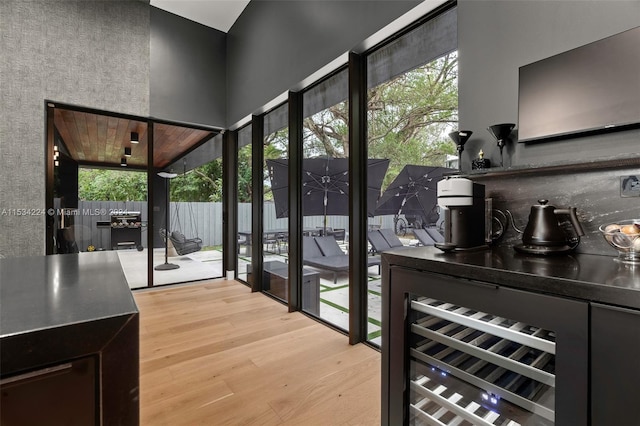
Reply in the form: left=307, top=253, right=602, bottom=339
left=157, top=171, right=177, bottom=179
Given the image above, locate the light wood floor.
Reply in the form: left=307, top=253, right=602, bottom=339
left=134, top=279, right=381, bottom=425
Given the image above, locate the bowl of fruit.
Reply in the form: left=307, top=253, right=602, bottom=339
left=600, top=220, right=640, bottom=263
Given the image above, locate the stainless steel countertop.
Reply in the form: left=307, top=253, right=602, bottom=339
left=382, top=245, right=640, bottom=310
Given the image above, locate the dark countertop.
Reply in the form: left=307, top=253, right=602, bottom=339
left=0, top=251, right=139, bottom=375
left=382, top=245, right=640, bottom=310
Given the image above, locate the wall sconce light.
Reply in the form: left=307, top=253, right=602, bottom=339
left=130, top=132, right=139, bottom=144
left=121, top=157, right=127, bottom=166
left=124, top=147, right=132, bottom=157
left=487, top=123, right=515, bottom=167
left=448, top=130, right=473, bottom=171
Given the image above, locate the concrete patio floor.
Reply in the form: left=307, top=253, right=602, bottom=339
left=119, top=244, right=386, bottom=345
left=117, top=248, right=223, bottom=289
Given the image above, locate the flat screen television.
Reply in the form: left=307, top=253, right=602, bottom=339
left=518, top=26, right=640, bottom=143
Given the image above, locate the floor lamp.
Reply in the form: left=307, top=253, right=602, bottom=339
left=155, top=171, right=180, bottom=271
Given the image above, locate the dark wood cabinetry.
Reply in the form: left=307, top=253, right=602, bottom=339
left=381, top=247, right=640, bottom=426
left=0, top=253, right=139, bottom=425
left=591, top=303, right=640, bottom=425
left=1, top=357, right=97, bottom=425
left=382, top=267, right=588, bottom=425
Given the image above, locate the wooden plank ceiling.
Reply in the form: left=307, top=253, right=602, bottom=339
left=54, top=108, right=215, bottom=169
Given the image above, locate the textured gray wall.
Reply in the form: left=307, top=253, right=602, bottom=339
left=150, top=7, right=226, bottom=127
left=0, top=1, right=150, bottom=257
left=226, top=0, right=421, bottom=126
left=457, top=0, right=640, bottom=170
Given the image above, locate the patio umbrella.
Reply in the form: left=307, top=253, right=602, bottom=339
left=266, top=157, right=389, bottom=231
left=374, top=165, right=454, bottom=226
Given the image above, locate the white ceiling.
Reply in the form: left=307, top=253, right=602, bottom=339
left=150, top=0, right=251, bottom=33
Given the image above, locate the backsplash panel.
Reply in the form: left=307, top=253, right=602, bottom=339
left=472, top=166, right=640, bottom=257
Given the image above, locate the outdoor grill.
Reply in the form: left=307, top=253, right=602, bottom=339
left=110, top=212, right=142, bottom=251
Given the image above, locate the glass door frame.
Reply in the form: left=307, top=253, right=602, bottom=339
left=45, top=100, right=224, bottom=289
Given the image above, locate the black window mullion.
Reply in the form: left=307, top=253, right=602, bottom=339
left=146, top=120, right=154, bottom=287
left=222, top=130, right=238, bottom=279
left=251, top=115, right=264, bottom=293
left=288, top=91, right=303, bottom=312
left=348, top=51, right=368, bottom=344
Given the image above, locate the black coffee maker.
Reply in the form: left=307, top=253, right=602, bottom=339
left=435, top=177, right=487, bottom=251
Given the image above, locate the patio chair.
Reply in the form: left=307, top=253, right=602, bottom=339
left=367, top=231, right=392, bottom=254
left=328, top=228, right=346, bottom=243
left=425, top=227, right=445, bottom=243
left=314, top=235, right=346, bottom=257
left=276, top=232, right=288, bottom=254
left=264, top=232, right=280, bottom=254
left=379, top=228, right=406, bottom=248
left=303, top=236, right=381, bottom=283
left=368, top=230, right=414, bottom=254
left=237, top=233, right=250, bottom=255
left=161, top=229, right=202, bottom=256
left=413, top=228, right=436, bottom=246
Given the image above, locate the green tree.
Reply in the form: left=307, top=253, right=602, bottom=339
left=80, top=53, right=458, bottom=203
left=78, top=169, right=147, bottom=201
left=262, top=128, right=288, bottom=201
left=301, top=52, right=458, bottom=189
left=170, top=159, right=223, bottom=202
left=237, top=144, right=253, bottom=203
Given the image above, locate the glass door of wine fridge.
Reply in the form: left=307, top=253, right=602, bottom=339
left=382, top=267, right=588, bottom=426
left=409, top=296, right=555, bottom=425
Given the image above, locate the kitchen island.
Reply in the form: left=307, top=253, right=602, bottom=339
left=381, top=246, right=640, bottom=425
left=0, top=251, right=139, bottom=425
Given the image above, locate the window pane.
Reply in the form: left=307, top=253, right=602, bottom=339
left=153, top=131, right=224, bottom=287
left=367, top=10, right=459, bottom=346
left=263, top=103, right=289, bottom=302
left=302, top=69, right=349, bottom=329
left=77, top=167, right=148, bottom=290
left=236, top=125, right=252, bottom=284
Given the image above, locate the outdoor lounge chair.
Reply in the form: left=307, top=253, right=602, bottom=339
left=413, top=228, right=436, bottom=246
left=379, top=228, right=407, bottom=248
left=425, top=227, right=445, bottom=243
left=160, top=229, right=203, bottom=256
left=302, top=236, right=381, bottom=283
left=367, top=229, right=414, bottom=254
left=318, top=227, right=346, bottom=243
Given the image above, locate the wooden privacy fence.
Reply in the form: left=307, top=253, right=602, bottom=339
left=71, top=200, right=396, bottom=251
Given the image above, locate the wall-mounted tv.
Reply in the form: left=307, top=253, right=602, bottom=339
left=518, top=26, right=640, bottom=143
